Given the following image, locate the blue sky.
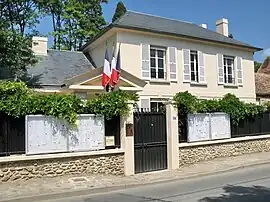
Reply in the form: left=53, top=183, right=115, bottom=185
left=37, top=0, right=270, bottom=62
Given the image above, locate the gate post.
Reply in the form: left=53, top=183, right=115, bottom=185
left=166, top=104, right=179, bottom=170
left=120, top=104, right=135, bottom=176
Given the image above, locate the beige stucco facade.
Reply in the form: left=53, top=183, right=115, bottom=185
left=84, top=28, right=256, bottom=104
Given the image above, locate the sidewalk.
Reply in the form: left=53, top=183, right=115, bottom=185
left=2, top=151, right=270, bottom=202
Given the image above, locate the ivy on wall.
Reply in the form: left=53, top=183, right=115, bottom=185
left=173, top=91, right=266, bottom=126
left=0, top=81, right=138, bottom=124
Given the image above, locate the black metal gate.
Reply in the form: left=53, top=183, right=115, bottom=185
left=134, top=111, right=167, bottom=173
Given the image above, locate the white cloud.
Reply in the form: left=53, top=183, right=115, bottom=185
left=263, top=48, right=270, bottom=57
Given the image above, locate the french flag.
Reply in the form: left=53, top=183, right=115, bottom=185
left=102, top=48, right=111, bottom=88
left=111, top=48, right=121, bottom=86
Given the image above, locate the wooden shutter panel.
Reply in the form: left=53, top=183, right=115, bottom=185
left=183, top=49, right=191, bottom=82
left=236, top=56, right=243, bottom=86
left=168, top=47, right=177, bottom=81
left=140, top=98, right=150, bottom=111
left=141, top=44, right=150, bottom=79
left=217, top=54, right=224, bottom=84
left=198, top=51, right=206, bottom=83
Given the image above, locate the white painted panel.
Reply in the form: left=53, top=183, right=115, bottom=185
left=210, top=113, right=231, bottom=140
left=26, top=115, right=68, bottom=155
left=187, top=113, right=210, bottom=142
left=68, top=115, right=105, bottom=152
left=26, top=114, right=105, bottom=155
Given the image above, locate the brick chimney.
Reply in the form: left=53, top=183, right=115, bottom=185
left=216, top=18, right=229, bottom=37
left=32, top=36, right=48, bottom=56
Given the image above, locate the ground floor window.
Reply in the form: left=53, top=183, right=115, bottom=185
left=150, top=99, right=166, bottom=112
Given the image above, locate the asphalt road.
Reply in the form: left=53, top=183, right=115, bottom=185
left=42, top=164, right=270, bottom=202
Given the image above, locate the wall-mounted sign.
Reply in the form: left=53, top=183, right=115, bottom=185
left=126, top=123, right=133, bottom=137
left=105, top=136, right=115, bottom=147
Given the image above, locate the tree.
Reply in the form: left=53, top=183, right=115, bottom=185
left=112, top=1, right=126, bottom=23
left=254, top=61, right=262, bottom=72
left=36, top=0, right=65, bottom=49
left=38, top=0, right=108, bottom=50
left=0, top=0, right=39, bottom=35
left=0, top=27, right=37, bottom=80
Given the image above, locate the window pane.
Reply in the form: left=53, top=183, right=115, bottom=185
left=150, top=49, right=155, bottom=57
left=191, top=54, right=195, bottom=62
left=227, top=65, right=232, bottom=75
left=228, top=75, right=233, bottom=83
left=158, top=59, right=164, bottom=69
left=151, top=68, right=156, bottom=78
left=191, top=72, right=195, bottom=81
left=227, top=59, right=232, bottom=66
left=157, top=50, right=164, bottom=58
left=150, top=102, right=158, bottom=112
left=190, top=62, right=195, bottom=71
left=150, top=58, right=156, bottom=67
left=158, top=102, right=165, bottom=112
left=158, top=69, right=164, bottom=79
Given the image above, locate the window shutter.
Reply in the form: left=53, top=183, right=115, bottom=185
left=141, top=44, right=150, bottom=80
left=183, top=49, right=191, bottom=82
left=236, top=56, right=243, bottom=86
left=168, top=47, right=177, bottom=81
left=198, top=51, right=206, bottom=83
left=140, top=98, right=150, bottom=111
left=217, top=54, right=224, bottom=84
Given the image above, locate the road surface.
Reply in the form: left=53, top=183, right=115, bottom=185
left=41, top=163, right=270, bottom=202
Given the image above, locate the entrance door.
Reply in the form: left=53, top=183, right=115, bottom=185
left=134, top=111, right=167, bottom=173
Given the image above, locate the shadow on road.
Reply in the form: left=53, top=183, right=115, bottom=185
left=199, top=185, right=270, bottom=202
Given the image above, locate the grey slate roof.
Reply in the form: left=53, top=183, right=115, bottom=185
left=81, top=11, right=261, bottom=51
left=28, top=49, right=93, bottom=86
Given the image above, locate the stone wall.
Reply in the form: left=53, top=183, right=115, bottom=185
left=0, top=153, right=124, bottom=183
left=179, top=138, right=270, bottom=166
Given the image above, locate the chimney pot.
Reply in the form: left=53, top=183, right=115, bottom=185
left=216, top=18, right=229, bottom=37
left=32, top=36, right=48, bottom=56
left=200, top=24, right=207, bottom=29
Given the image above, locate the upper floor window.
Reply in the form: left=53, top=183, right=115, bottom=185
left=223, top=56, right=235, bottom=84
left=150, top=46, right=166, bottom=79
left=190, top=51, right=199, bottom=82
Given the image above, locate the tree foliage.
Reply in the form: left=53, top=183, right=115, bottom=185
left=254, top=61, right=262, bottom=72
left=0, top=1, right=38, bottom=80
left=0, top=81, right=138, bottom=124
left=173, top=91, right=266, bottom=125
left=112, top=1, right=126, bottom=22
left=38, top=0, right=108, bottom=50
left=0, top=0, right=39, bottom=35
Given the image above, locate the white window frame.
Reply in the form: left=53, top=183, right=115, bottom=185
left=223, top=56, right=235, bottom=84
left=190, top=50, right=199, bottom=82
left=150, top=46, right=166, bottom=80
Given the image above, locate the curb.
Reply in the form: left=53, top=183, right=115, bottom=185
left=2, top=160, right=270, bottom=202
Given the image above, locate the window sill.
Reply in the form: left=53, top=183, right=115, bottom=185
left=149, top=80, right=170, bottom=84
left=190, top=82, right=208, bottom=87
left=223, top=84, right=238, bottom=88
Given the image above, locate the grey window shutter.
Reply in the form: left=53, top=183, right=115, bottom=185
left=140, top=98, right=150, bottom=111
left=217, top=54, right=224, bottom=84
left=168, top=47, right=177, bottom=81
left=198, top=51, right=206, bottom=83
left=141, top=44, right=150, bottom=80
left=183, top=49, right=191, bottom=82
left=236, top=56, right=243, bottom=86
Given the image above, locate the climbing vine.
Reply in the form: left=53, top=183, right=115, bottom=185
left=0, top=81, right=138, bottom=124
left=173, top=91, right=266, bottom=125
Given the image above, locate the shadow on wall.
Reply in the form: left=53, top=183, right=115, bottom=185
left=199, top=185, right=270, bottom=202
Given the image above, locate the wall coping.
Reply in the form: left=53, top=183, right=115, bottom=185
left=0, top=149, right=125, bottom=164
left=179, top=134, right=270, bottom=148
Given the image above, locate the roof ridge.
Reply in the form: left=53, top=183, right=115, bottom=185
left=126, top=10, right=193, bottom=24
